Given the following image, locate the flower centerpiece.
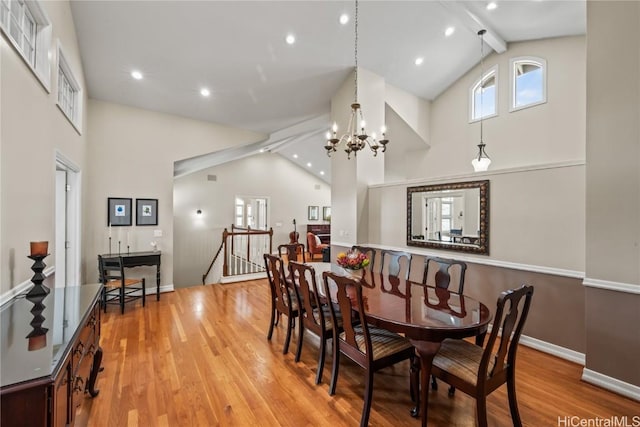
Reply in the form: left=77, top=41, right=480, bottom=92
left=336, top=249, right=370, bottom=270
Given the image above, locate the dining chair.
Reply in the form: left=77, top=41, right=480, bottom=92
left=430, top=285, right=534, bottom=427
left=264, top=253, right=302, bottom=355
left=422, top=256, right=467, bottom=294
left=278, top=243, right=306, bottom=264
left=289, top=261, right=342, bottom=384
left=351, top=246, right=377, bottom=287
left=98, top=255, right=145, bottom=314
left=379, top=249, right=412, bottom=295
left=322, top=271, right=416, bottom=427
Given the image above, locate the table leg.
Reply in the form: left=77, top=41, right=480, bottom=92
left=409, top=340, right=442, bottom=427
left=156, top=264, right=161, bottom=301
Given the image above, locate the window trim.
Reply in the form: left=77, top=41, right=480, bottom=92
left=56, top=41, right=83, bottom=134
left=469, top=64, right=499, bottom=123
left=0, top=0, right=52, bottom=92
left=509, top=56, right=547, bottom=113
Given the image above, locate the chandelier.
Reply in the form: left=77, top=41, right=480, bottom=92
left=471, top=29, right=491, bottom=172
left=324, top=0, right=389, bottom=159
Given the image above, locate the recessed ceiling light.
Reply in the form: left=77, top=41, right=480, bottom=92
left=486, top=2, right=497, bottom=10
left=339, top=14, right=349, bottom=25
left=259, top=149, right=264, bottom=153
left=445, top=26, right=455, bottom=37
left=131, top=70, right=143, bottom=80
left=200, top=88, right=210, bottom=97
left=293, top=154, right=298, bottom=159
left=285, top=34, right=296, bottom=45
left=306, top=162, right=312, bottom=167
left=414, top=57, right=424, bottom=66
left=320, top=171, right=325, bottom=175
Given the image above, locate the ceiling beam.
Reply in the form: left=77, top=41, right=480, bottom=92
left=438, top=1, right=507, bottom=53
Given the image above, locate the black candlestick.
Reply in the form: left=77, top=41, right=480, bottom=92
left=109, top=237, right=112, bottom=254
left=26, top=254, right=50, bottom=298
left=26, top=292, right=49, bottom=351
left=118, top=241, right=121, bottom=254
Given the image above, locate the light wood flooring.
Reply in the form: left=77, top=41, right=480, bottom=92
left=77, top=279, right=638, bottom=426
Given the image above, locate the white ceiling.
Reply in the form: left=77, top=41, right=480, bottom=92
left=70, top=0, right=585, bottom=181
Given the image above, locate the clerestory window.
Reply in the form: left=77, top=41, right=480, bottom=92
left=510, top=56, right=547, bottom=111
left=469, top=65, right=498, bottom=122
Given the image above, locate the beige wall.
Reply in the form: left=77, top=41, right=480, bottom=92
left=173, top=154, right=330, bottom=287
left=84, top=100, right=264, bottom=287
left=1, top=0, right=87, bottom=295
left=584, top=1, right=640, bottom=387
left=428, top=36, right=585, bottom=178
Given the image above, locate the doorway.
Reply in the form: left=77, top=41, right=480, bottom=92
left=55, top=152, right=81, bottom=287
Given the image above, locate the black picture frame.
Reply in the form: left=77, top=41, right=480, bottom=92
left=108, top=197, right=132, bottom=226
left=136, top=198, right=158, bottom=226
left=308, top=206, right=319, bottom=221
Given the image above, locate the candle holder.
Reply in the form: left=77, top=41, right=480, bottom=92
left=26, top=254, right=50, bottom=298
left=127, top=245, right=130, bottom=254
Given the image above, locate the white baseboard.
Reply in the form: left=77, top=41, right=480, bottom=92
left=220, top=272, right=267, bottom=284
left=519, top=334, right=585, bottom=365
left=582, top=368, right=640, bottom=402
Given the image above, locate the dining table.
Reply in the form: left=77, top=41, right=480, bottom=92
left=310, top=262, right=492, bottom=427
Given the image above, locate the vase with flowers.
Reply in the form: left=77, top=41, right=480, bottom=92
left=336, top=249, right=370, bottom=270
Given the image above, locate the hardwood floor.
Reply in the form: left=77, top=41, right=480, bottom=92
left=77, top=280, right=638, bottom=426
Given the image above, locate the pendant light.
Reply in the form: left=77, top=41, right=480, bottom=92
left=472, top=29, right=491, bottom=172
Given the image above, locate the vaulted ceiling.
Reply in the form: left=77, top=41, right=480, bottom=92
left=70, top=1, right=585, bottom=181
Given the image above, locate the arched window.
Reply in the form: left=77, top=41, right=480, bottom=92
left=510, top=56, right=546, bottom=111
left=469, top=65, right=498, bottom=122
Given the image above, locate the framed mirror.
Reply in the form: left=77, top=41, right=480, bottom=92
left=407, top=180, right=489, bottom=254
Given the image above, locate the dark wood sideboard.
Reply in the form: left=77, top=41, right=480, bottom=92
left=307, top=224, right=330, bottom=244
left=1, top=283, right=103, bottom=427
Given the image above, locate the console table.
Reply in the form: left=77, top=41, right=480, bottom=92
left=100, top=251, right=161, bottom=300
left=1, top=283, right=103, bottom=427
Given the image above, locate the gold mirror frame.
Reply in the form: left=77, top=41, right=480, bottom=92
left=407, top=180, right=489, bottom=255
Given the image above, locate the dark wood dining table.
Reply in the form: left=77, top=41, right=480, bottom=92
left=311, top=262, right=492, bottom=427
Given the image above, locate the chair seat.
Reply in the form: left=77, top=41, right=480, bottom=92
left=433, top=339, right=496, bottom=388
left=313, top=305, right=342, bottom=331
left=344, top=325, right=413, bottom=361
left=104, top=278, right=143, bottom=288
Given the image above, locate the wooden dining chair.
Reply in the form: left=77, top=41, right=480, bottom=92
left=322, top=271, right=416, bottom=427
left=379, top=249, right=412, bottom=295
left=264, top=253, right=302, bottom=355
left=278, top=243, right=306, bottom=264
left=351, top=246, right=377, bottom=287
left=289, top=261, right=342, bottom=384
left=422, top=256, right=467, bottom=293
left=98, top=255, right=145, bottom=314
left=430, top=285, right=534, bottom=427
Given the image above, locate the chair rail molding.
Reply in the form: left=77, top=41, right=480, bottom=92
left=582, top=277, right=640, bottom=295
left=0, top=266, right=55, bottom=306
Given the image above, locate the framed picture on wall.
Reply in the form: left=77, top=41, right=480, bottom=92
left=323, top=206, right=331, bottom=221
left=308, top=206, right=319, bottom=221
left=108, top=197, right=132, bottom=226
left=136, top=198, right=158, bottom=226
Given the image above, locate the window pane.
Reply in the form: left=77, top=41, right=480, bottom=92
left=515, top=66, right=543, bottom=107
left=472, top=72, right=496, bottom=120
left=441, top=204, right=451, bottom=216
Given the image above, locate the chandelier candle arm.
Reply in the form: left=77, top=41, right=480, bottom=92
left=325, top=0, right=389, bottom=159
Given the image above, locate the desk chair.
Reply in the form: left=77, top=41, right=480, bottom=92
left=431, top=285, right=534, bottom=427
left=98, top=255, right=145, bottom=314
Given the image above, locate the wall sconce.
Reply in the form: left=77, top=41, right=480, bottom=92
left=196, top=209, right=202, bottom=215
